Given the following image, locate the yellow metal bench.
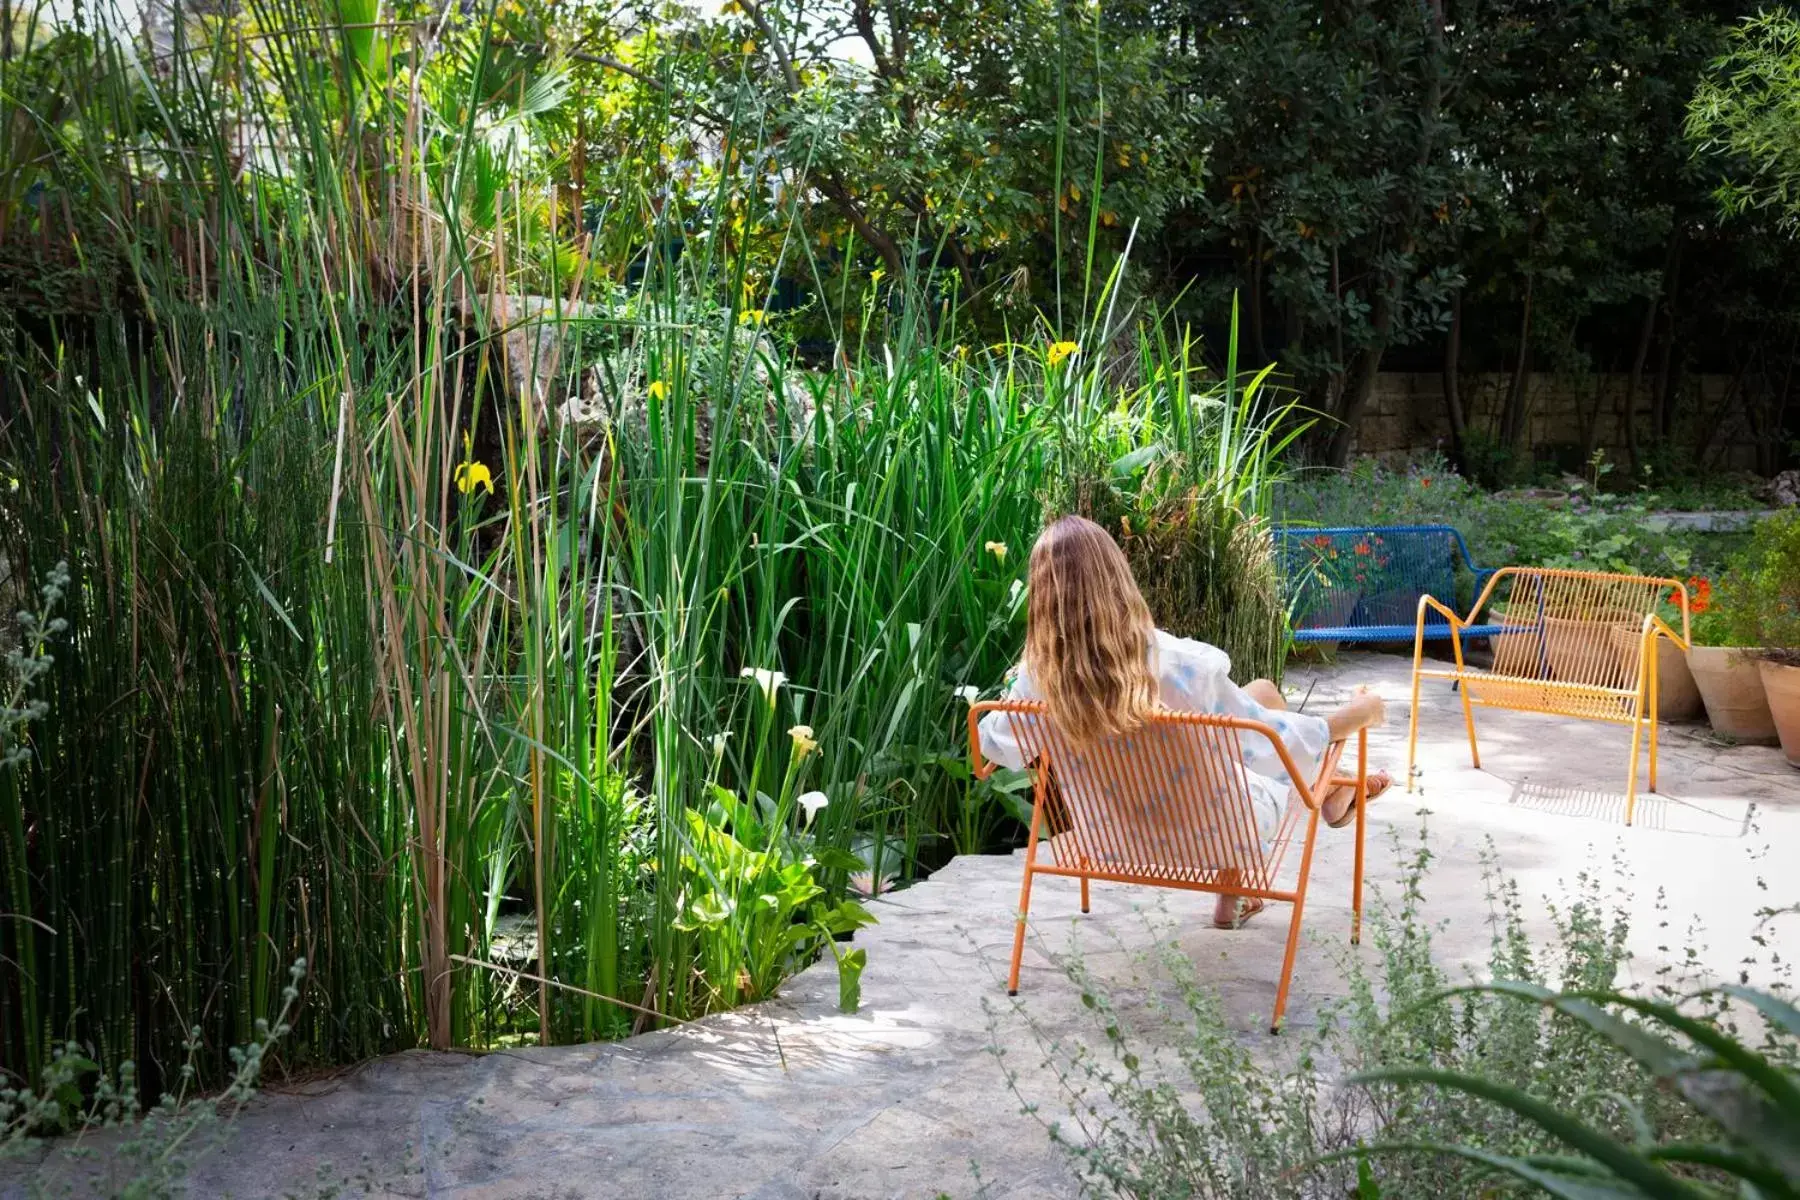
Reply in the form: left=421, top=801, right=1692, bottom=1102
left=1405, top=567, right=1691, bottom=824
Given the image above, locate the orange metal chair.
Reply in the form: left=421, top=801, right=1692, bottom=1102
left=969, top=701, right=1368, bottom=1034
left=1406, top=567, right=1691, bottom=824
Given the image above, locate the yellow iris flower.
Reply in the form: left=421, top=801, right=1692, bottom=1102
left=455, top=460, right=494, bottom=496
left=1046, top=341, right=1080, bottom=367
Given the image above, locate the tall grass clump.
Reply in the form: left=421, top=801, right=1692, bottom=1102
left=0, top=0, right=1301, bottom=1097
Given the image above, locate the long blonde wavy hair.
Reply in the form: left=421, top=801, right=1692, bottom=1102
left=1022, top=515, right=1159, bottom=744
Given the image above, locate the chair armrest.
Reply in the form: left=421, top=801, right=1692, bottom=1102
left=1417, top=593, right=1464, bottom=626
left=967, top=704, right=998, bottom=780
left=1414, top=593, right=1467, bottom=652
left=1644, top=613, right=1689, bottom=653
left=1296, top=737, right=1352, bottom=810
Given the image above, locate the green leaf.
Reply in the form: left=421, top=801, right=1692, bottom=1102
left=836, top=948, right=866, bottom=1013
left=1724, top=985, right=1800, bottom=1041
left=1355, top=1153, right=1381, bottom=1200
left=1110, top=443, right=1163, bottom=477
left=1348, top=1067, right=1717, bottom=1200
left=1314, top=1142, right=1677, bottom=1200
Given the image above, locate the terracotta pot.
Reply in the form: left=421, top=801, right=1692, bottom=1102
left=1542, top=612, right=1636, bottom=685
left=1687, top=646, right=1778, bottom=743
left=1606, top=625, right=1704, bottom=721
left=1490, top=611, right=1549, bottom=679
left=1757, top=659, right=1800, bottom=768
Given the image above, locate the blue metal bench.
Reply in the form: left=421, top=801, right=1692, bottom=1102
left=1274, top=524, right=1504, bottom=644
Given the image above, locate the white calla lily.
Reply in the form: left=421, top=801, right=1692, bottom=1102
left=797, top=790, right=830, bottom=825
left=739, top=666, right=787, bottom=706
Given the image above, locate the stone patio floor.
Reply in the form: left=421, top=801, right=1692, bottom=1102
left=9, top=652, right=1798, bottom=1199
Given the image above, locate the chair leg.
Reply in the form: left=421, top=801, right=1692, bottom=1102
left=1007, top=862, right=1035, bottom=996
left=1406, top=663, right=1424, bottom=794
left=1351, top=731, right=1367, bottom=946
left=1458, top=683, right=1480, bottom=770
left=1080, top=876, right=1090, bottom=914
left=1270, top=813, right=1320, bottom=1035
left=1625, top=702, right=1645, bottom=828
left=1647, top=662, right=1661, bottom=795
left=1270, top=891, right=1307, bottom=1035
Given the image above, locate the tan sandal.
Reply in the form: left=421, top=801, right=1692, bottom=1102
left=1213, top=896, right=1265, bottom=929
left=1324, top=769, right=1392, bottom=829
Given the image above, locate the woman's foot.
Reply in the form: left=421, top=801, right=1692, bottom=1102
left=1322, top=769, right=1392, bottom=828
left=1213, top=894, right=1265, bottom=929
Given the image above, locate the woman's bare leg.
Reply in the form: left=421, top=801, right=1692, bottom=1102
left=1244, top=678, right=1286, bottom=711
left=1213, top=870, right=1261, bottom=927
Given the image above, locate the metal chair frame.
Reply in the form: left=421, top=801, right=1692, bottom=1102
left=1405, top=566, right=1691, bottom=824
left=969, top=701, right=1368, bottom=1034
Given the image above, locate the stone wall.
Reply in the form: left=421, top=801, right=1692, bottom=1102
left=1352, top=373, right=1763, bottom=470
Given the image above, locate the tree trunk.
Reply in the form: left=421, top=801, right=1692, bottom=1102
left=1501, top=274, right=1535, bottom=450
left=1249, top=230, right=1269, bottom=364
left=1692, top=355, right=1750, bottom=469
left=1326, top=344, right=1386, bottom=466
left=1442, top=288, right=1468, bottom=473
left=1652, top=236, right=1684, bottom=445
left=1620, top=290, right=1657, bottom=471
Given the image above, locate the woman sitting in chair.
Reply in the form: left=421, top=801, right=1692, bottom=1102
left=977, top=514, right=1393, bottom=928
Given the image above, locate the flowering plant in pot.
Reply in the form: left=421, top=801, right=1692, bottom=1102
left=1607, top=577, right=1704, bottom=722
left=1686, top=570, right=1779, bottom=743
left=1289, top=533, right=1362, bottom=635
left=1719, top=512, right=1800, bottom=765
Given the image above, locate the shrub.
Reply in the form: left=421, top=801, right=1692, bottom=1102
left=1719, top=512, right=1800, bottom=665
left=998, top=819, right=1796, bottom=1199
left=1, top=961, right=306, bottom=1199
left=1275, top=455, right=1745, bottom=581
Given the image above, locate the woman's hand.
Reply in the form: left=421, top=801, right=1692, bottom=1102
left=1326, top=687, right=1386, bottom=742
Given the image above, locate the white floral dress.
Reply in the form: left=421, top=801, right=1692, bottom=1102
left=977, top=630, right=1331, bottom=854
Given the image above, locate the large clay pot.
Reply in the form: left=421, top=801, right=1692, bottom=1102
left=1542, top=611, right=1636, bottom=685
left=1607, top=624, right=1704, bottom=721
left=1757, top=659, right=1800, bottom=768
left=1490, top=610, right=1549, bottom=678
left=1687, top=646, right=1778, bottom=743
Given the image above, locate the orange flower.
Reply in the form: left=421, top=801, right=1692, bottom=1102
left=1419, top=477, right=1432, bottom=488
left=1354, top=540, right=1372, bottom=556
left=1683, top=575, right=1713, bottom=615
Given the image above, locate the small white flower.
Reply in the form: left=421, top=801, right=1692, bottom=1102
left=954, top=685, right=980, bottom=705
left=788, top=724, right=819, bottom=757
left=710, top=731, right=731, bottom=759
left=740, top=666, right=787, bottom=705
left=985, top=540, right=1008, bottom=563
left=797, top=790, right=830, bottom=825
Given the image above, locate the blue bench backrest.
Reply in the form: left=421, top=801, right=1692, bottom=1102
left=1274, top=525, right=1476, bottom=633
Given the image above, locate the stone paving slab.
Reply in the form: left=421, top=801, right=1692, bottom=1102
left=8, top=653, right=1796, bottom=1199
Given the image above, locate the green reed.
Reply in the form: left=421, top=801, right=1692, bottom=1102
left=0, top=0, right=1300, bottom=1094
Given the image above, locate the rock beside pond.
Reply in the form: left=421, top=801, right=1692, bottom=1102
left=1763, top=468, right=1800, bottom=508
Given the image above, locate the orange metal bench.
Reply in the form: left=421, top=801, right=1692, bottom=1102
left=969, top=701, right=1368, bottom=1034
left=1405, top=567, right=1691, bottom=824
